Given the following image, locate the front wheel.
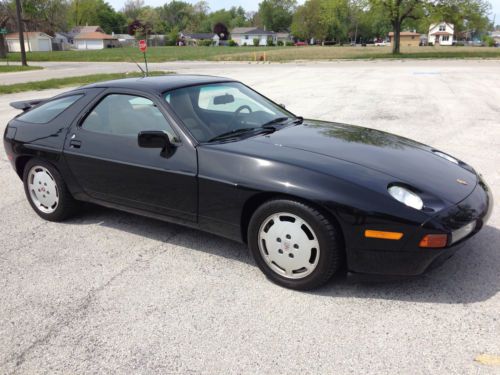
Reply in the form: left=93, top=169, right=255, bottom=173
left=248, top=199, right=343, bottom=290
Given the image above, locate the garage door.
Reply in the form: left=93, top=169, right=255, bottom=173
left=85, top=40, right=103, bottom=50
left=38, top=39, right=51, bottom=51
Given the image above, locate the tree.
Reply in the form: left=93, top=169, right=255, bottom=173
left=122, top=0, right=144, bottom=20
left=258, top=0, right=297, bottom=32
left=291, top=0, right=350, bottom=43
left=22, top=0, right=70, bottom=34
left=370, top=0, right=423, bottom=53
left=69, top=0, right=125, bottom=33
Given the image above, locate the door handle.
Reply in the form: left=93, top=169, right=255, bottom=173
left=69, top=139, right=82, bottom=148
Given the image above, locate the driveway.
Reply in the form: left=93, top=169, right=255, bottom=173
left=0, top=60, right=499, bottom=374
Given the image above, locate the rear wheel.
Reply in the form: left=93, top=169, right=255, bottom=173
left=23, top=159, right=79, bottom=221
left=248, top=199, right=343, bottom=290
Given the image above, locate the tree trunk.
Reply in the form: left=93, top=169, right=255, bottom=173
left=0, top=35, right=6, bottom=59
left=392, top=21, right=401, bottom=54
left=15, top=0, right=27, bottom=66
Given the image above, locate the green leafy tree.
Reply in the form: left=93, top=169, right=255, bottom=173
left=370, top=0, right=424, bottom=53
left=258, top=0, right=297, bottom=31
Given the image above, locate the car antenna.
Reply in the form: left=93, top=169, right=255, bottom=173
left=119, top=47, right=147, bottom=77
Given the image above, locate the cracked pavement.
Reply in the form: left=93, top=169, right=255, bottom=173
left=0, top=60, right=499, bottom=374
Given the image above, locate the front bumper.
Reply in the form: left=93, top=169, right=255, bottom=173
left=346, top=177, right=493, bottom=276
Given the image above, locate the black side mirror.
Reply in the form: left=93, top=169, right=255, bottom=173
left=138, top=131, right=174, bottom=157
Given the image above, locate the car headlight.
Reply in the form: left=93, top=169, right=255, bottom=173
left=388, top=185, right=424, bottom=210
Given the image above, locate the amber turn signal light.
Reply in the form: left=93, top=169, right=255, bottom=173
left=364, top=230, right=403, bottom=240
left=419, top=234, right=448, bottom=248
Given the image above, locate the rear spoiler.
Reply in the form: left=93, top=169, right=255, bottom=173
left=10, top=98, right=48, bottom=111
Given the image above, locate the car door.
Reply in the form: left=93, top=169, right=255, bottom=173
left=63, top=89, right=198, bottom=222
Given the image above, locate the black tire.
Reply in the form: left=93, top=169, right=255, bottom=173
left=248, top=199, right=343, bottom=290
left=23, top=158, right=79, bottom=222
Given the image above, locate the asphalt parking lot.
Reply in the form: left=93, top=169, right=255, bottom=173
left=1, top=60, right=499, bottom=374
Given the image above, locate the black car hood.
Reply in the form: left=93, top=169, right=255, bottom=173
left=249, top=120, right=477, bottom=205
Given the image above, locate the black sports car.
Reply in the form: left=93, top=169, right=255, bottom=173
left=3, top=75, right=493, bottom=290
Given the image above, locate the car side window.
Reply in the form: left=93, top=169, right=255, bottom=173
left=81, top=94, right=176, bottom=141
left=18, top=94, right=83, bottom=124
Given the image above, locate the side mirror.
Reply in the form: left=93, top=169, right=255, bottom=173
left=138, top=131, right=174, bottom=157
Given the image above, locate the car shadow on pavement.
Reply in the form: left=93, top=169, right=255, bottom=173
left=69, top=205, right=499, bottom=305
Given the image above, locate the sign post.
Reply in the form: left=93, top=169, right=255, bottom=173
left=138, top=39, right=148, bottom=76
left=0, top=28, right=7, bottom=34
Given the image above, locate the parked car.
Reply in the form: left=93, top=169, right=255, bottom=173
left=375, top=40, right=390, bottom=46
left=4, top=75, right=492, bottom=290
left=294, top=41, right=307, bottom=46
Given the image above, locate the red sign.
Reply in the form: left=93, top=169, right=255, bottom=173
left=139, top=39, right=147, bottom=53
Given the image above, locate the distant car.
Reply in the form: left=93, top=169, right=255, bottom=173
left=294, top=41, right=307, bottom=46
left=3, top=75, right=493, bottom=290
left=375, top=40, right=390, bottom=46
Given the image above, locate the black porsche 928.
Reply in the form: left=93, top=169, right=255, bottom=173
left=3, top=75, right=493, bottom=290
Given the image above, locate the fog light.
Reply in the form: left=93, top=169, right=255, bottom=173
left=419, top=234, right=448, bottom=248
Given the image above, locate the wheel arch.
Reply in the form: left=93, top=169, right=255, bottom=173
left=240, top=192, right=346, bottom=251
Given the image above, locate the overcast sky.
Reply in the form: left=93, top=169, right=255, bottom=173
left=106, top=0, right=499, bottom=25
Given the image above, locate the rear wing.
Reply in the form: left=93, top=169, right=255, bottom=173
left=10, top=98, right=48, bottom=112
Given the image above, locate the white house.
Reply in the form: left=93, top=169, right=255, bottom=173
left=74, top=31, right=118, bottom=50
left=428, top=22, right=454, bottom=45
left=231, top=27, right=277, bottom=46
left=5, top=32, right=52, bottom=52
left=180, top=32, right=220, bottom=46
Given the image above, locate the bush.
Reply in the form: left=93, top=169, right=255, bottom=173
left=428, top=42, right=434, bottom=46
left=482, top=35, right=495, bottom=47
left=228, top=39, right=238, bottom=47
left=277, top=40, right=284, bottom=46
left=198, top=39, right=213, bottom=47
left=285, top=41, right=294, bottom=47
left=267, top=37, right=275, bottom=46
left=253, top=38, right=260, bottom=46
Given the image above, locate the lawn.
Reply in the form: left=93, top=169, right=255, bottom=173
left=4, top=45, right=500, bottom=63
left=0, top=71, right=169, bottom=94
left=0, top=65, right=43, bottom=73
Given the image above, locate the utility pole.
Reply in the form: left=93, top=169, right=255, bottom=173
left=14, top=0, right=27, bottom=66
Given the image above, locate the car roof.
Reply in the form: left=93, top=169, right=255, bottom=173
left=81, top=74, right=237, bottom=94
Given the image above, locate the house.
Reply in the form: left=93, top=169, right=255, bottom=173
left=180, top=32, right=220, bottom=46
left=114, top=33, right=135, bottom=47
left=230, top=27, right=277, bottom=46
left=276, top=32, right=292, bottom=45
left=53, top=32, right=71, bottom=51
left=388, top=31, right=420, bottom=47
left=68, top=26, right=104, bottom=44
left=74, top=31, right=118, bottom=50
left=428, top=22, right=454, bottom=45
left=5, top=32, right=52, bottom=52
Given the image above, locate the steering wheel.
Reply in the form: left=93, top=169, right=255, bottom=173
left=231, top=105, right=253, bottom=126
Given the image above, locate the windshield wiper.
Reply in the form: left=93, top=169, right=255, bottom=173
left=207, top=127, right=272, bottom=143
left=261, top=117, right=291, bottom=128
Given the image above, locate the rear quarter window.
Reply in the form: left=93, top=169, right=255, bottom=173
left=18, top=94, right=83, bottom=124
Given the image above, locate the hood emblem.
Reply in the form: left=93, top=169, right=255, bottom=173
left=456, top=179, right=468, bottom=186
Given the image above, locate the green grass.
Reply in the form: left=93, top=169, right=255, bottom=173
left=0, top=71, right=170, bottom=94
left=5, top=46, right=279, bottom=63
left=4, top=45, right=500, bottom=63
left=0, top=65, right=43, bottom=73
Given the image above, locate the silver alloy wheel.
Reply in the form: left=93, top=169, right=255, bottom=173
left=258, top=212, right=320, bottom=279
left=27, top=166, right=59, bottom=214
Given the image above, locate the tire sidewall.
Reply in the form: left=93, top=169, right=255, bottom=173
left=22, top=159, right=73, bottom=222
left=248, top=199, right=340, bottom=290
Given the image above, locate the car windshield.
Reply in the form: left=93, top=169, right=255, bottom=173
left=164, top=82, right=294, bottom=142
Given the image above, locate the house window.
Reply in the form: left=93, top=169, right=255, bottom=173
left=439, top=25, right=446, bottom=31
left=245, top=35, right=249, bottom=40
left=442, top=36, right=449, bottom=41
